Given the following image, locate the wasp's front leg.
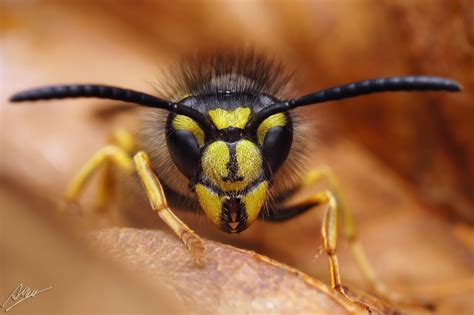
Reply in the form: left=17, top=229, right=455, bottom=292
left=133, top=151, right=205, bottom=264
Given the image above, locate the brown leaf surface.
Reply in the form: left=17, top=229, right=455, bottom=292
left=0, top=188, right=184, bottom=314
left=1, top=1, right=473, bottom=314
left=88, top=228, right=393, bottom=314
left=1, top=188, right=389, bottom=314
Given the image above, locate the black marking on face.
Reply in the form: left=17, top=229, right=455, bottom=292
left=222, top=143, right=244, bottom=182
left=219, top=126, right=244, bottom=143
left=220, top=197, right=248, bottom=233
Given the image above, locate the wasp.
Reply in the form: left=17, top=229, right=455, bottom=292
left=10, top=51, right=460, bottom=311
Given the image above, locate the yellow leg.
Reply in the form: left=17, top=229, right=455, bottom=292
left=64, top=130, right=204, bottom=263
left=133, top=151, right=205, bottom=264
left=64, top=144, right=134, bottom=204
left=309, top=190, right=370, bottom=313
left=94, top=160, right=114, bottom=209
left=302, top=166, right=432, bottom=309
left=63, top=129, right=135, bottom=210
left=94, top=129, right=136, bottom=209
left=108, top=128, right=136, bottom=153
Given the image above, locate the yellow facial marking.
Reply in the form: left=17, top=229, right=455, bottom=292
left=201, top=140, right=231, bottom=187
left=201, top=140, right=262, bottom=192
left=195, top=181, right=269, bottom=230
left=256, top=113, right=287, bottom=144
left=235, top=139, right=262, bottom=185
left=195, top=184, right=223, bottom=226
left=172, top=115, right=205, bottom=147
left=243, top=181, right=268, bottom=225
left=208, top=107, right=251, bottom=129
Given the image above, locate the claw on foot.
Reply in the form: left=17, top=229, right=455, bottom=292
left=181, top=230, right=206, bottom=266
left=335, top=285, right=373, bottom=315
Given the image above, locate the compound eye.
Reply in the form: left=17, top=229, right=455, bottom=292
left=257, top=113, right=293, bottom=174
left=166, top=115, right=204, bottom=179
left=262, top=126, right=292, bottom=173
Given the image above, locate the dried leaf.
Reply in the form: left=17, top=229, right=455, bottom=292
left=88, top=228, right=395, bottom=314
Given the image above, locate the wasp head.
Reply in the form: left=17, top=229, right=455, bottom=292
left=166, top=94, right=293, bottom=233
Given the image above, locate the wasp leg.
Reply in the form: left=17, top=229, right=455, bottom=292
left=64, top=144, right=134, bottom=207
left=308, top=190, right=371, bottom=313
left=94, top=129, right=136, bottom=209
left=133, top=151, right=205, bottom=264
left=266, top=165, right=432, bottom=309
left=63, top=129, right=135, bottom=216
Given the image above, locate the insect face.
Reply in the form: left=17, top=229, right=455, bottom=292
left=9, top=50, right=462, bottom=312
left=10, top=51, right=460, bottom=236
left=166, top=94, right=293, bottom=233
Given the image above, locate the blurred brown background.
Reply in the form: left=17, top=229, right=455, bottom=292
left=1, top=1, right=473, bottom=314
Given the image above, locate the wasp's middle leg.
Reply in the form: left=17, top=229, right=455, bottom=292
left=298, top=190, right=370, bottom=313
left=61, top=129, right=136, bottom=226
left=64, top=145, right=133, bottom=208
left=263, top=166, right=432, bottom=309
left=94, top=129, right=136, bottom=209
